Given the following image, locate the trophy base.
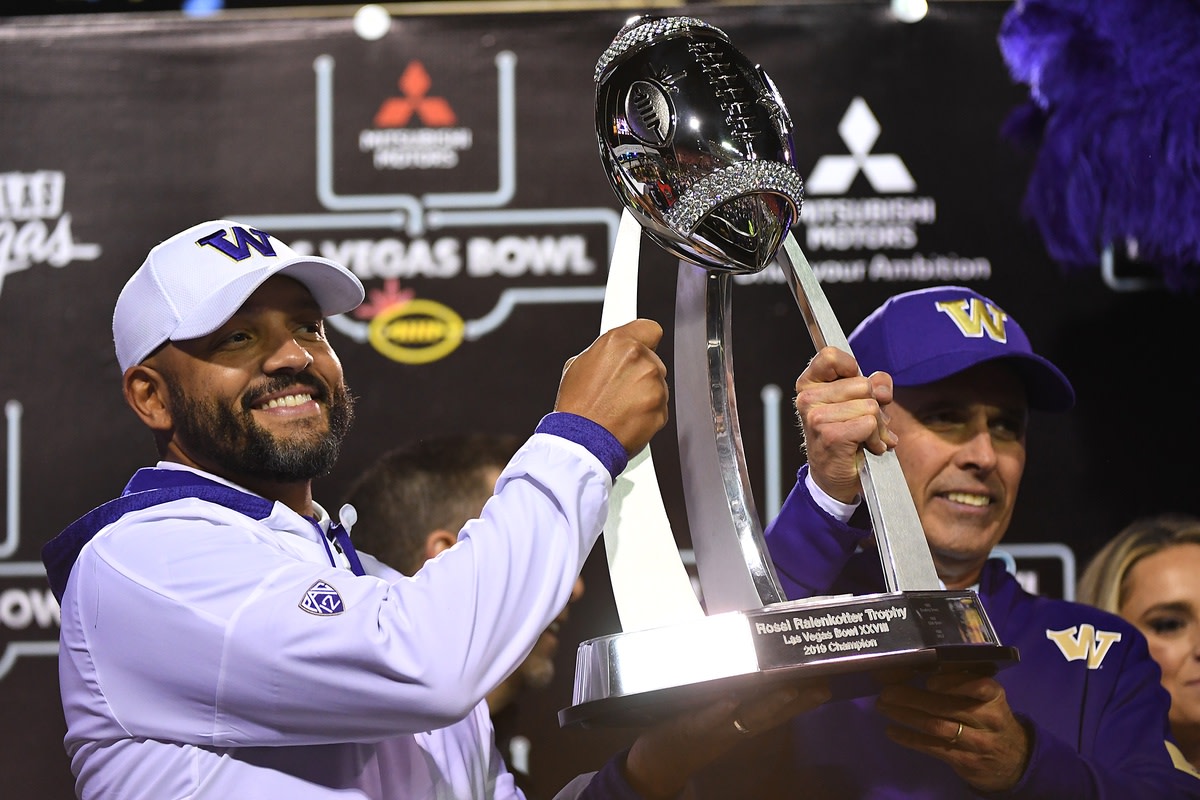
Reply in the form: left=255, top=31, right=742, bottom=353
left=559, top=590, right=1017, bottom=729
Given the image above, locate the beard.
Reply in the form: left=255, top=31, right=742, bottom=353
left=168, top=373, right=355, bottom=482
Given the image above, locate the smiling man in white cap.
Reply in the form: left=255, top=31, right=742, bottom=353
left=43, top=219, right=826, bottom=800
left=765, top=285, right=1200, bottom=798
left=109, top=220, right=366, bottom=505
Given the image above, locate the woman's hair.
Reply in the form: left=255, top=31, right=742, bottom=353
left=1078, top=513, right=1200, bottom=613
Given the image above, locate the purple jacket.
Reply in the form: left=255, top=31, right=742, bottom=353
left=763, top=467, right=1200, bottom=799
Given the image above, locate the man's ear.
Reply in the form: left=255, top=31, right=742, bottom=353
left=423, top=529, right=458, bottom=562
left=122, top=364, right=174, bottom=435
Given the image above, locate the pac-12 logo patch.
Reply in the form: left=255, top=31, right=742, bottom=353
left=300, top=581, right=345, bottom=616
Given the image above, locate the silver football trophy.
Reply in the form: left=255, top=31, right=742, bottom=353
left=560, top=16, right=1014, bottom=728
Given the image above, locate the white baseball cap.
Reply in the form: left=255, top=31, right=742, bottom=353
left=113, top=220, right=365, bottom=372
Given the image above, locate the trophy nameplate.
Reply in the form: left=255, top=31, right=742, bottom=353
left=561, top=15, right=1015, bottom=729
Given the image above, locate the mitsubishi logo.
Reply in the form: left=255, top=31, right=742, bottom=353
left=374, top=61, right=457, bottom=128
left=806, top=97, right=916, bottom=195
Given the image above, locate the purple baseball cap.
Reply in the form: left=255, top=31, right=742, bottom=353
left=847, top=285, right=1075, bottom=411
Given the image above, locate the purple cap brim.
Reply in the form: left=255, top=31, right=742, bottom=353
left=887, top=350, right=1075, bottom=412
left=848, top=285, right=1075, bottom=412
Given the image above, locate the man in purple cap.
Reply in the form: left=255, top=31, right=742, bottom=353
left=765, top=285, right=1200, bottom=798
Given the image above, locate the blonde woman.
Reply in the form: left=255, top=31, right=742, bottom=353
left=1079, top=513, right=1200, bottom=770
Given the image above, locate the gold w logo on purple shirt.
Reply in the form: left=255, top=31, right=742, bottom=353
left=1046, top=624, right=1122, bottom=669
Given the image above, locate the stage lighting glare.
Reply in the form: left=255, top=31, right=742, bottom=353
left=891, top=0, right=929, bottom=24
left=182, top=0, right=223, bottom=16
left=354, top=4, right=392, bottom=41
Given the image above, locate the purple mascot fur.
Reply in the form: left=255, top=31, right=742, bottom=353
left=999, top=0, right=1200, bottom=293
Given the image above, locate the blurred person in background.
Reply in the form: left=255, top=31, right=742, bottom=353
left=346, top=432, right=586, bottom=798
left=1078, top=512, right=1200, bottom=770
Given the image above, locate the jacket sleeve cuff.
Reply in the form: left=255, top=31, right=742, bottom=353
left=976, top=715, right=1069, bottom=799
left=535, top=412, right=628, bottom=481
left=764, top=465, right=874, bottom=599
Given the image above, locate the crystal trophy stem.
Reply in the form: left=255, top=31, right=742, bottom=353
left=676, top=263, right=786, bottom=612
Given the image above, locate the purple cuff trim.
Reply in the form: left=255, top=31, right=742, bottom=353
left=536, top=412, right=628, bottom=480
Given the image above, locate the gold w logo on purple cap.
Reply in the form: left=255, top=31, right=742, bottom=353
left=935, top=298, right=1009, bottom=344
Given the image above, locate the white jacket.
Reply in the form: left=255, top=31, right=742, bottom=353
left=54, top=432, right=611, bottom=799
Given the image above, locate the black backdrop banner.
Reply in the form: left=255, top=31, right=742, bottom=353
left=2, top=2, right=1196, bottom=797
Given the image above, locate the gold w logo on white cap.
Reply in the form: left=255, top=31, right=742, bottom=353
left=1046, top=624, right=1123, bottom=670
left=935, top=298, right=1009, bottom=343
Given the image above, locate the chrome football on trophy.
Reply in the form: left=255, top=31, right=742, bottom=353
left=560, top=15, right=1015, bottom=729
